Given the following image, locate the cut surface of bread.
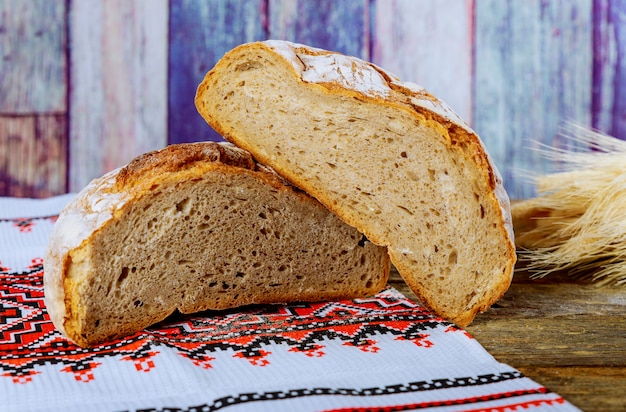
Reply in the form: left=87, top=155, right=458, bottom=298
left=44, top=142, right=389, bottom=347
left=195, top=40, right=516, bottom=326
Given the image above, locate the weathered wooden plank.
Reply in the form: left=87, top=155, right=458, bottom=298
left=590, top=0, right=626, bottom=142
left=0, top=115, right=67, bottom=198
left=168, top=0, right=267, bottom=144
left=390, top=265, right=626, bottom=410
left=592, top=0, right=616, bottom=135
left=371, top=0, right=474, bottom=123
left=516, top=366, right=626, bottom=412
left=606, top=0, right=626, bottom=140
left=69, top=0, right=168, bottom=192
left=466, top=278, right=626, bottom=410
left=474, top=0, right=593, bottom=199
left=268, top=0, right=369, bottom=59
left=0, top=0, right=67, bottom=114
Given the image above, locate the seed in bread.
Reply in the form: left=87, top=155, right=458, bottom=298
left=194, top=40, right=516, bottom=326
left=44, top=142, right=389, bottom=347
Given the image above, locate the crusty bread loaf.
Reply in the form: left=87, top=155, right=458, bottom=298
left=44, top=142, right=389, bottom=347
left=195, top=40, right=516, bottom=326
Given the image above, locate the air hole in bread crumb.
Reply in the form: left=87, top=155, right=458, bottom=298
left=118, top=267, right=130, bottom=285
left=176, top=197, right=191, bottom=213
left=147, top=217, right=158, bottom=230
left=428, top=169, right=436, bottom=181
left=480, top=205, right=485, bottom=219
left=448, top=250, right=458, bottom=265
left=397, top=205, right=413, bottom=215
left=406, top=170, right=419, bottom=181
left=358, top=235, right=367, bottom=247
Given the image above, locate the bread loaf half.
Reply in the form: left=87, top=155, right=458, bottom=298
left=195, top=41, right=516, bottom=326
left=44, top=142, right=389, bottom=347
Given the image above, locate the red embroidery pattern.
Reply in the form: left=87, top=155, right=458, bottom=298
left=322, top=388, right=563, bottom=412
left=0, top=257, right=446, bottom=384
left=1, top=215, right=57, bottom=233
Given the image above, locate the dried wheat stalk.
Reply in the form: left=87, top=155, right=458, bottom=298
left=511, top=124, right=626, bottom=285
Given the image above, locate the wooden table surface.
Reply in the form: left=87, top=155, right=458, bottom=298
left=387, top=267, right=626, bottom=412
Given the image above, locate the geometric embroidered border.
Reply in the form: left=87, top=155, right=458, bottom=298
left=135, top=371, right=550, bottom=412
left=0, top=252, right=448, bottom=383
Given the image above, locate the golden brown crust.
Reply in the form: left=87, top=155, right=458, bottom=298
left=115, top=142, right=254, bottom=189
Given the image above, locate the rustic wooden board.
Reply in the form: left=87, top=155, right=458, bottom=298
left=268, top=0, right=369, bottom=59
left=467, top=285, right=626, bottom=366
left=0, top=0, right=67, bottom=114
left=168, top=0, right=267, bottom=144
left=388, top=267, right=626, bottom=411
left=69, top=0, right=168, bottom=192
left=474, top=0, right=594, bottom=200
left=0, top=115, right=67, bottom=197
left=516, top=366, right=626, bottom=412
left=371, top=0, right=474, bottom=123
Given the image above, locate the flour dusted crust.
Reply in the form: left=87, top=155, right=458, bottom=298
left=195, top=41, right=516, bottom=326
left=44, top=142, right=389, bottom=346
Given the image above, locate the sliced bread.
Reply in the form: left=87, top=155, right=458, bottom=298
left=195, top=40, right=516, bottom=326
left=44, top=142, right=389, bottom=347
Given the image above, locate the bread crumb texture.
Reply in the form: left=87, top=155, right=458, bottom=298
left=44, top=142, right=389, bottom=347
left=195, top=41, right=516, bottom=326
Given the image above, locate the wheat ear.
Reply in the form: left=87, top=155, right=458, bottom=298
left=512, top=124, right=626, bottom=285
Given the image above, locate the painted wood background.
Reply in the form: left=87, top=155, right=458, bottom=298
left=1, top=0, right=625, bottom=200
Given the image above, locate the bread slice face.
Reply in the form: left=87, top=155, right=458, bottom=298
left=44, top=142, right=389, bottom=347
left=195, top=41, right=516, bottom=326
